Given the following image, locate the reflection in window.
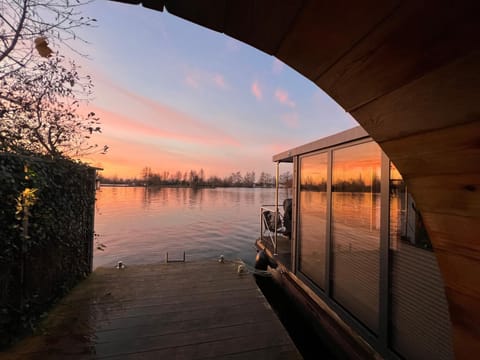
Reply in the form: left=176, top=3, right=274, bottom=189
left=298, top=152, right=327, bottom=289
left=331, top=141, right=381, bottom=334
left=390, top=165, right=432, bottom=250
left=389, top=163, right=453, bottom=359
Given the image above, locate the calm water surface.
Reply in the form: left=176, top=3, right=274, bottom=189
left=94, top=186, right=287, bottom=269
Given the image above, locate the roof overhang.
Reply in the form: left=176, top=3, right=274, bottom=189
left=272, top=126, right=369, bottom=163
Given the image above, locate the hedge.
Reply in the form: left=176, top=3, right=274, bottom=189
left=0, top=153, right=96, bottom=348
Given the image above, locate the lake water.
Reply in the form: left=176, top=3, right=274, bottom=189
left=93, top=186, right=289, bottom=269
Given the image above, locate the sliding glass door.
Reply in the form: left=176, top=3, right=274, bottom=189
left=298, top=152, right=328, bottom=289
left=331, top=141, right=381, bottom=333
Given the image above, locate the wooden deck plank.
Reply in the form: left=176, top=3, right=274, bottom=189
left=3, top=261, right=301, bottom=360
left=92, top=321, right=292, bottom=358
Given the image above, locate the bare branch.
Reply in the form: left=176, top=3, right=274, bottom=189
left=1, top=0, right=97, bottom=75
left=0, top=0, right=28, bottom=64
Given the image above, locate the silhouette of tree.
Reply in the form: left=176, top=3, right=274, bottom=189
left=0, top=55, right=105, bottom=157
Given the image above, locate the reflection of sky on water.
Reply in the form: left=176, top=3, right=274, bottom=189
left=94, top=187, right=290, bottom=269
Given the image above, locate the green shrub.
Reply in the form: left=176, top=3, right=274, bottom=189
left=0, top=153, right=96, bottom=348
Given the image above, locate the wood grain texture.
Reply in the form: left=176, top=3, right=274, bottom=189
left=165, top=0, right=227, bottom=33
left=318, top=0, right=480, bottom=110
left=380, top=121, right=480, bottom=177
left=423, top=212, right=480, bottom=262
left=406, top=174, right=480, bottom=217
left=352, top=51, right=480, bottom=142
left=276, top=0, right=399, bottom=79
left=224, top=0, right=304, bottom=55
left=4, top=262, right=301, bottom=360
left=437, top=252, right=480, bottom=299
left=444, top=287, right=480, bottom=359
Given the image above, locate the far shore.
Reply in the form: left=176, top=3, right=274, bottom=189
left=99, top=183, right=276, bottom=189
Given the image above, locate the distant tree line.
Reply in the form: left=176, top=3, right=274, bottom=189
left=332, top=175, right=381, bottom=193
left=98, top=167, right=294, bottom=188
left=300, top=177, right=327, bottom=192
left=300, top=174, right=381, bottom=193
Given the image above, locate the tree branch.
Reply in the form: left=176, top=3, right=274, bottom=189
left=0, top=0, right=28, bottom=64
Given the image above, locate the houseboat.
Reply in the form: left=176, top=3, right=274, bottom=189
left=256, top=126, right=454, bottom=359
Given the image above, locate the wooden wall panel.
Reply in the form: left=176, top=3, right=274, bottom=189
left=360, top=57, right=480, bottom=357
left=112, top=0, right=165, bottom=11
left=423, top=212, right=480, bottom=261
left=437, top=251, right=480, bottom=298
left=352, top=51, right=480, bottom=142
left=380, top=121, right=480, bottom=177
left=224, top=0, right=304, bottom=55
left=276, top=0, right=399, bottom=79
left=317, top=0, right=480, bottom=111
left=445, top=287, right=480, bottom=358
left=165, top=0, right=227, bottom=32
left=406, top=174, right=480, bottom=217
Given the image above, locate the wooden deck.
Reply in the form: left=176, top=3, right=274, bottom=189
left=258, top=235, right=292, bottom=270
left=3, top=261, right=301, bottom=359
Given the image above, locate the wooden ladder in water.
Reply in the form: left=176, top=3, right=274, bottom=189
left=165, top=251, right=186, bottom=263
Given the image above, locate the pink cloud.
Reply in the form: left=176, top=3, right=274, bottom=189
left=184, top=68, right=229, bottom=90
left=213, top=73, right=227, bottom=89
left=282, top=112, right=299, bottom=128
left=275, top=89, right=295, bottom=108
left=77, top=72, right=284, bottom=178
left=185, top=75, right=200, bottom=89
left=251, top=81, right=262, bottom=100
left=88, top=105, right=240, bottom=148
left=91, top=81, right=241, bottom=146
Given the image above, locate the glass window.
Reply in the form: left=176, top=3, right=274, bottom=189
left=298, top=152, right=328, bottom=289
left=390, top=165, right=432, bottom=250
left=331, top=141, right=381, bottom=333
left=389, top=163, right=454, bottom=359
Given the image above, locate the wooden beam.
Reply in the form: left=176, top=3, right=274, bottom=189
left=276, top=0, right=399, bottom=80
left=318, top=0, right=480, bottom=111
left=406, top=174, right=480, bottom=218
left=352, top=51, right=480, bottom=142
left=445, top=286, right=480, bottom=358
left=165, top=0, right=227, bottom=33
left=380, top=121, right=480, bottom=177
left=223, top=0, right=304, bottom=55
left=423, top=212, right=480, bottom=262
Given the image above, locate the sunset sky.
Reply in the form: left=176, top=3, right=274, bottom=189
left=71, top=1, right=358, bottom=179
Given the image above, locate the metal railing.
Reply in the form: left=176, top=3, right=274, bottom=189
left=259, top=205, right=284, bottom=255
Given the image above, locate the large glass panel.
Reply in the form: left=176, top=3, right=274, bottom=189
left=331, top=141, right=381, bottom=333
left=389, top=163, right=454, bottom=359
left=298, top=152, right=328, bottom=289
